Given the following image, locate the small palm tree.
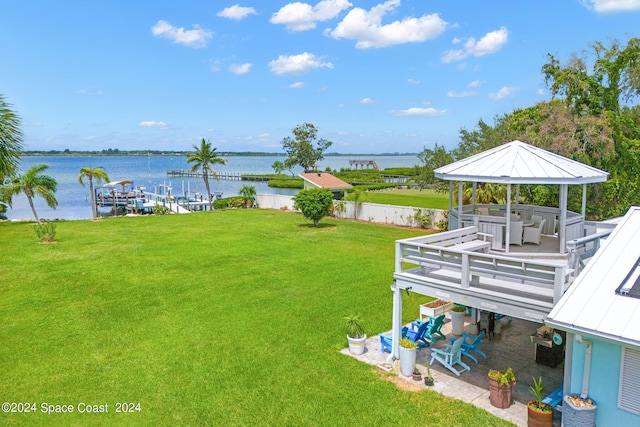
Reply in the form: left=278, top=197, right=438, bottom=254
left=187, top=139, right=226, bottom=210
left=78, top=166, right=110, bottom=220
left=1, top=163, right=57, bottom=222
left=239, top=185, right=257, bottom=208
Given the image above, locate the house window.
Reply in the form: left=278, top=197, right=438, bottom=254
left=619, top=347, right=640, bottom=414
left=615, top=257, right=640, bottom=299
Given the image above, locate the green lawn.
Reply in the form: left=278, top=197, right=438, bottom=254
left=362, top=188, right=450, bottom=210
left=1, top=210, right=512, bottom=426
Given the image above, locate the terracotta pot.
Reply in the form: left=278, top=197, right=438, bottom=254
left=527, top=401, right=553, bottom=427
left=488, top=376, right=514, bottom=409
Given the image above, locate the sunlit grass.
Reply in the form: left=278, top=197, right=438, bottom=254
left=1, top=210, right=512, bottom=426
left=363, top=188, right=450, bottom=210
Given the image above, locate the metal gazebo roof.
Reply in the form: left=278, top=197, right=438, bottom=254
left=434, top=140, right=608, bottom=185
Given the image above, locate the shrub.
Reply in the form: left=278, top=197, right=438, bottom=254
left=292, top=188, right=333, bottom=226
left=213, top=197, right=245, bottom=210
left=153, top=204, right=170, bottom=215
left=34, top=221, right=56, bottom=242
left=413, top=208, right=432, bottom=229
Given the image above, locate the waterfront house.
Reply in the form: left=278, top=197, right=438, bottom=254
left=299, top=172, right=352, bottom=198
left=545, top=206, right=640, bottom=425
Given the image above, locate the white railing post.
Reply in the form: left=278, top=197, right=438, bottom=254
left=554, top=265, right=565, bottom=303
left=461, top=253, right=470, bottom=288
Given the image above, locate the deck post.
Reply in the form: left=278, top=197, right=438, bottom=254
left=461, top=253, right=470, bottom=288
left=389, top=282, right=403, bottom=363
left=553, top=265, right=565, bottom=304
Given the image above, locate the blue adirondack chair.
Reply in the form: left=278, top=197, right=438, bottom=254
left=449, top=331, right=487, bottom=363
left=379, top=321, right=431, bottom=353
left=424, top=314, right=446, bottom=342
left=430, top=337, right=471, bottom=376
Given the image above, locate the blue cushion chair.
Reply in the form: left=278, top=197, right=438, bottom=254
left=449, top=331, right=487, bottom=363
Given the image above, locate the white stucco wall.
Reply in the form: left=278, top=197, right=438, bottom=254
left=255, top=193, right=446, bottom=229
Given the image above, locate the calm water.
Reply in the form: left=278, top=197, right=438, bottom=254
left=5, top=155, right=420, bottom=220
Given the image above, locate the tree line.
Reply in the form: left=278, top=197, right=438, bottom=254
left=416, top=38, right=640, bottom=220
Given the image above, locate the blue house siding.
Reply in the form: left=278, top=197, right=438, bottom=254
left=569, top=338, right=640, bottom=424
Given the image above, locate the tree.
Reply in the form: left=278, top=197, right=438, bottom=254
left=346, top=187, right=365, bottom=220
left=239, top=185, right=257, bottom=208
left=281, top=123, right=333, bottom=172
left=78, top=166, right=110, bottom=220
left=187, top=139, right=226, bottom=211
left=0, top=94, right=24, bottom=180
left=415, top=143, right=454, bottom=192
left=1, top=163, right=57, bottom=222
left=292, top=187, right=333, bottom=226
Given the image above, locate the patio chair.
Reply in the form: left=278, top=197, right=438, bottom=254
left=531, top=214, right=543, bottom=225
left=430, top=337, right=471, bottom=376
left=379, top=321, right=431, bottom=353
left=523, top=218, right=546, bottom=245
left=449, top=331, right=487, bottom=363
left=424, top=314, right=446, bottom=342
left=509, top=220, right=523, bottom=246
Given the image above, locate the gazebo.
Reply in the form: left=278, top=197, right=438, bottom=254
left=434, top=140, right=609, bottom=253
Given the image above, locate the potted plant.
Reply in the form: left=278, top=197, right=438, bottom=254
left=398, top=338, right=417, bottom=377
left=344, top=315, right=366, bottom=355
left=450, top=304, right=466, bottom=335
left=412, top=365, right=422, bottom=381
left=488, top=367, right=516, bottom=409
left=424, top=362, right=434, bottom=386
left=527, top=376, right=553, bottom=427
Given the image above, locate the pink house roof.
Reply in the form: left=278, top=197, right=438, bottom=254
left=299, top=172, right=353, bottom=190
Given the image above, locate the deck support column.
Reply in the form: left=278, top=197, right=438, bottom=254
left=457, top=181, right=463, bottom=230
left=388, top=282, right=403, bottom=364
left=505, top=184, right=512, bottom=253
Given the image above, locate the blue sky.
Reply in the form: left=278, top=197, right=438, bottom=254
left=2, top=1, right=639, bottom=154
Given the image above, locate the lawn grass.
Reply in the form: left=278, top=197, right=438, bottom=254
left=1, top=210, right=513, bottom=426
left=362, top=188, right=450, bottom=210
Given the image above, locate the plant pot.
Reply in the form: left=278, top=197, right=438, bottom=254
left=420, top=299, right=452, bottom=320
left=399, top=346, right=417, bottom=377
left=412, top=373, right=422, bottom=381
left=346, top=334, right=367, bottom=355
left=488, top=376, right=514, bottom=409
left=563, top=395, right=597, bottom=427
left=527, top=401, right=553, bottom=427
left=450, top=310, right=465, bottom=335
left=424, top=377, right=434, bottom=386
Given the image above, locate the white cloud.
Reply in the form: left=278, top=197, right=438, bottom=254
left=360, top=97, right=375, bottom=104
left=392, top=107, right=447, bottom=116
left=442, top=27, right=508, bottom=63
left=447, top=91, right=477, bottom=98
left=328, top=0, right=447, bottom=49
left=468, top=79, right=482, bottom=88
left=268, top=52, right=334, bottom=75
left=271, top=0, right=352, bottom=31
left=139, top=121, right=168, bottom=129
left=489, top=86, right=517, bottom=100
left=217, top=5, right=258, bottom=20
left=151, top=20, right=213, bottom=48
left=229, top=63, right=252, bottom=74
left=289, top=82, right=305, bottom=88
left=76, top=89, right=103, bottom=96
left=407, top=78, right=420, bottom=85
left=581, top=0, right=640, bottom=12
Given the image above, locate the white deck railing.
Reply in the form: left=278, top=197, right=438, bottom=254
left=395, top=227, right=573, bottom=319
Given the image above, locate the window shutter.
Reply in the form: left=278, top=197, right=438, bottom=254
left=619, top=347, right=640, bottom=414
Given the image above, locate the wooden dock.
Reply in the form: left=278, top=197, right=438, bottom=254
left=166, top=170, right=271, bottom=181
left=349, top=160, right=379, bottom=170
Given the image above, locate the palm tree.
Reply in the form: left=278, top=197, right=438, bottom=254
left=239, top=185, right=257, bottom=208
left=1, top=163, right=57, bottom=222
left=187, top=139, right=226, bottom=210
left=78, top=166, right=110, bottom=220
left=0, top=93, right=24, bottom=180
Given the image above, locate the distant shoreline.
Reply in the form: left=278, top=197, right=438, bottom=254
left=22, top=151, right=418, bottom=157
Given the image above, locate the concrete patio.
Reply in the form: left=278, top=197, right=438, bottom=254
left=342, top=312, right=564, bottom=427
